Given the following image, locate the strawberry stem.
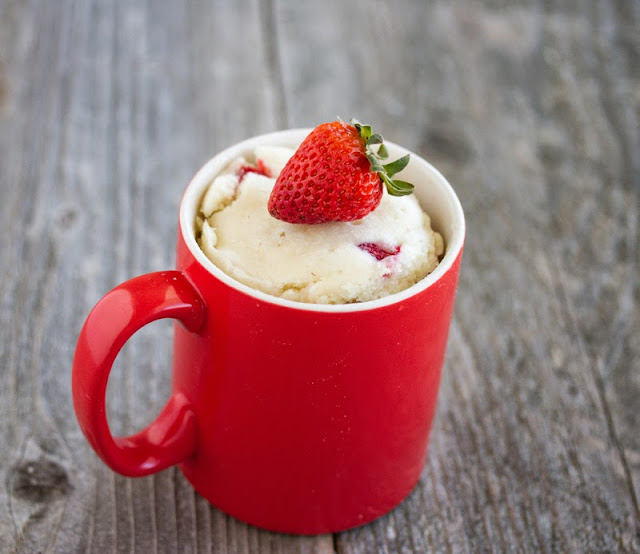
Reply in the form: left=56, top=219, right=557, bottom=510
left=352, top=119, right=414, bottom=197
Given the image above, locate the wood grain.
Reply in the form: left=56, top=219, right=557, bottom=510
left=0, top=0, right=638, bottom=552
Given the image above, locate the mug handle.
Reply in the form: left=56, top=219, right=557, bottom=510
left=72, top=270, right=205, bottom=477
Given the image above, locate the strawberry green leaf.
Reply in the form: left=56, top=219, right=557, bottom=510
left=352, top=119, right=372, bottom=142
left=367, top=153, right=384, bottom=173
left=382, top=154, right=410, bottom=177
left=388, top=179, right=415, bottom=195
left=351, top=118, right=415, bottom=198
left=380, top=173, right=414, bottom=196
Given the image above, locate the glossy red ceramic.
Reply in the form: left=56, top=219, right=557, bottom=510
left=72, top=130, right=465, bottom=534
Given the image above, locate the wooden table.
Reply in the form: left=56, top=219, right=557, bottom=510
left=1, top=1, right=638, bottom=552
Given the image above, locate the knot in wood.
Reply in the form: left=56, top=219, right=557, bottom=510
left=10, top=457, right=71, bottom=503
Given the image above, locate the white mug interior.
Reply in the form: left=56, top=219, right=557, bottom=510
left=179, top=129, right=465, bottom=313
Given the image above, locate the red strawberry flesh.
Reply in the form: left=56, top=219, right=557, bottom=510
left=358, top=242, right=401, bottom=261
left=268, top=122, right=383, bottom=223
left=238, top=158, right=272, bottom=182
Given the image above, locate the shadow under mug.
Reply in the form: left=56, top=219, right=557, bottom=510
left=72, top=129, right=465, bottom=534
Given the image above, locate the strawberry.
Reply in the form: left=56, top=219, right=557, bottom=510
left=268, top=119, right=414, bottom=224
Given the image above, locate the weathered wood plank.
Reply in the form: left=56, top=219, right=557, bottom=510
left=583, top=0, right=640, bottom=523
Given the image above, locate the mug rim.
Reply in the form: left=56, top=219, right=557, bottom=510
left=179, top=129, right=465, bottom=313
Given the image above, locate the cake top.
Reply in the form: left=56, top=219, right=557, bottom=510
left=196, top=144, right=443, bottom=304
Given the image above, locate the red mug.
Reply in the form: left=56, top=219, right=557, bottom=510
left=72, top=129, right=465, bottom=534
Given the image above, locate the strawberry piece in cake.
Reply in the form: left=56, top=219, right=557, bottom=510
left=357, top=243, right=401, bottom=261
left=237, top=159, right=272, bottom=182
